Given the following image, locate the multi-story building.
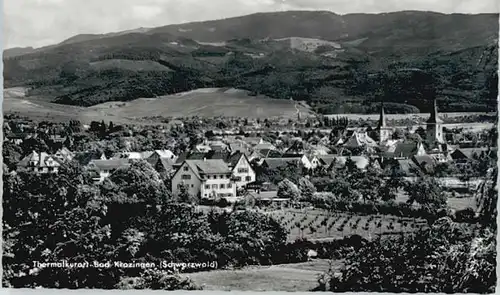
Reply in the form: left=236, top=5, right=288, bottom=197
left=171, top=159, right=236, bottom=199
left=228, top=153, right=256, bottom=190
left=17, top=151, right=61, bottom=174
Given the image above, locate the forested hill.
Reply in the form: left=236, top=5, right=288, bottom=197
left=3, top=11, right=499, bottom=114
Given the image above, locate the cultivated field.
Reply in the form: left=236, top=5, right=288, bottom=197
left=185, top=259, right=337, bottom=291
left=265, top=209, right=428, bottom=242
left=87, top=88, right=313, bottom=120
left=4, top=87, right=313, bottom=122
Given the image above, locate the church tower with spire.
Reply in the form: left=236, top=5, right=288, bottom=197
left=377, top=102, right=392, bottom=144
left=425, top=98, right=444, bottom=146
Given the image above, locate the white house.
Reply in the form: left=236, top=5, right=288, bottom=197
left=17, top=151, right=61, bottom=174
left=147, top=149, right=176, bottom=161
left=228, top=153, right=256, bottom=190
left=171, top=159, right=236, bottom=199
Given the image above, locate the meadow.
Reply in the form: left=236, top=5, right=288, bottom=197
left=185, top=259, right=337, bottom=291
left=4, top=87, right=312, bottom=123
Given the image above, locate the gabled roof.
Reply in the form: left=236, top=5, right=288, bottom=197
left=281, top=153, right=305, bottom=158
left=285, top=140, right=307, bottom=154
left=459, top=147, right=494, bottom=159
left=261, top=157, right=301, bottom=169
left=253, top=148, right=282, bottom=159
left=152, top=149, right=176, bottom=159
left=17, top=151, right=62, bottom=168
left=450, top=149, right=469, bottom=160
left=228, top=141, right=251, bottom=155
left=183, top=159, right=232, bottom=179
left=151, top=157, right=176, bottom=173
left=392, top=142, right=425, bottom=158
left=253, top=143, right=277, bottom=151
left=89, top=159, right=130, bottom=171
left=317, top=154, right=338, bottom=167
left=241, top=137, right=264, bottom=146
left=227, top=151, right=244, bottom=167
left=328, top=156, right=370, bottom=170
left=412, top=155, right=437, bottom=171
left=395, top=159, right=420, bottom=175
left=344, top=131, right=377, bottom=148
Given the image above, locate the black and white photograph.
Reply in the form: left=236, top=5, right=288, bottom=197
left=2, top=0, right=499, bottom=292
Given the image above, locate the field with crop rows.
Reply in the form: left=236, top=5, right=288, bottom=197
left=266, top=209, right=428, bottom=242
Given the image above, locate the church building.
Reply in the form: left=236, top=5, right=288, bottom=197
left=425, top=98, right=444, bottom=147
left=377, top=102, right=393, bottom=144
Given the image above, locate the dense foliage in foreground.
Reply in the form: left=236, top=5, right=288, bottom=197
left=2, top=161, right=289, bottom=289
left=317, top=165, right=498, bottom=293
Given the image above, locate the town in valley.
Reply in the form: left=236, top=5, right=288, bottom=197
left=2, top=5, right=498, bottom=293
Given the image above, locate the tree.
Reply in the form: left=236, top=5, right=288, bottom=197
left=379, top=170, right=402, bottom=202
left=106, top=160, right=170, bottom=205
left=277, top=178, right=300, bottom=200
left=325, top=218, right=496, bottom=293
left=350, top=167, right=382, bottom=203
left=298, top=177, right=316, bottom=201
left=404, top=176, right=446, bottom=209
left=177, top=183, right=195, bottom=204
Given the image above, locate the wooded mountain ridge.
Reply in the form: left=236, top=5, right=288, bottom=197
left=3, top=11, right=498, bottom=114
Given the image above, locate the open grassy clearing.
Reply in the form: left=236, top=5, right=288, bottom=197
left=87, top=87, right=313, bottom=119
left=4, top=87, right=313, bottom=122
left=185, top=259, right=338, bottom=291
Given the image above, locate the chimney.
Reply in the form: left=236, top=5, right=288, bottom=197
left=203, top=157, right=206, bottom=161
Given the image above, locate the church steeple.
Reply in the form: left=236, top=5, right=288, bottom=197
left=377, top=101, right=391, bottom=144
left=426, top=98, right=442, bottom=124
left=378, top=101, right=387, bottom=128
left=426, top=97, right=444, bottom=145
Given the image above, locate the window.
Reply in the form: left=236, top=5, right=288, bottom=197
left=191, top=184, right=194, bottom=188
left=212, top=184, right=218, bottom=189
left=219, top=175, right=224, bottom=179
left=181, top=174, right=191, bottom=180
left=205, top=185, right=210, bottom=189
left=235, top=176, right=242, bottom=181
left=183, top=166, right=189, bottom=171
left=177, top=184, right=182, bottom=189
left=238, top=168, right=249, bottom=173
left=227, top=183, right=232, bottom=188
left=220, top=184, right=225, bottom=189
left=245, top=176, right=251, bottom=181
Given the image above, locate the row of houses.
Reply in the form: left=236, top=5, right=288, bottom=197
left=14, top=134, right=492, bottom=201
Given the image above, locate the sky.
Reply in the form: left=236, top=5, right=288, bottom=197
left=4, top=0, right=499, bottom=49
